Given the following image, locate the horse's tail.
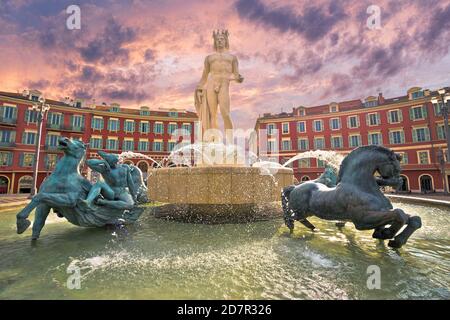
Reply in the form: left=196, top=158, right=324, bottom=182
left=282, top=185, right=295, bottom=232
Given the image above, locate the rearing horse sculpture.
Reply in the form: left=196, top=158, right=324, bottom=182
left=282, top=146, right=422, bottom=248
left=16, top=137, right=146, bottom=240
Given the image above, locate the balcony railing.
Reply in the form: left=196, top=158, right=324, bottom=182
left=0, top=142, right=16, bottom=148
left=0, top=116, right=17, bottom=125
left=45, top=123, right=85, bottom=132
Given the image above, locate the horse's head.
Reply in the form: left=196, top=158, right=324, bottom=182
left=338, top=146, right=402, bottom=188
left=57, top=137, right=87, bottom=159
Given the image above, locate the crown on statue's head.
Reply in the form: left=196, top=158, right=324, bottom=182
left=212, top=29, right=230, bottom=50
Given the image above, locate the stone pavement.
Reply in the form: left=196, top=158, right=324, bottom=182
left=0, top=194, right=30, bottom=211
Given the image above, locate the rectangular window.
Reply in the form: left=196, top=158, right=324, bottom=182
left=389, top=130, right=404, bottom=144
left=0, top=151, right=12, bottom=166
left=298, top=159, right=310, bottom=168
left=72, top=115, right=84, bottom=129
left=368, top=113, right=379, bottom=126
left=21, top=153, right=35, bottom=167
left=413, top=127, right=430, bottom=142
left=108, top=119, right=119, bottom=132
left=123, top=140, right=134, bottom=151
left=282, top=123, right=289, bottom=134
left=45, top=154, right=58, bottom=170
left=330, top=118, right=340, bottom=130
left=434, top=102, right=444, bottom=116
left=124, top=120, right=135, bottom=133
left=298, top=138, right=309, bottom=151
left=282, top=140, right=291, bottom=151
left=368, top=133, right=382, bottom=145
left=138, top=141, right=149, bottom=151
left=168, top=123, right=178, bottom=134
left=2, top=105, right=17, bottom=119
left=297, top=121, right=306, bottom=133
left=349, top=135, right=361, bottom=147
left=412, top=91, right=424, bottom=99
left=417, top=151, right=429, bottom=164
left=154, top=122, right=164, bottom=134
left=91, top=117, right=104, bottom=130
left=437, top=124, right=446, bottom=140
left=313, top=120, right=323, bottom=132
left=348, top=116, right=359, bottom=128
left=90, top=137, right=103, bottom=149
left=314, top=137, right=325, bottom=149
left=317, top=159, right=326, bottom=168
left=153, top=141, right=162, bottom=151
left=267, top=140, right=276, bottom=152
left=25, top=109, right=38, bottom=123
left=22, top=132, right=36, bottom=145
left=48, top=112, right=62, bottom=127
left=106, top=139, right=118, bottom=150
left=331, top=136, right=342, bottom=149
left=0, top=130, right=15, bottom=144
left=410, top=106, right=427, bottom=120
left=267, top=124, right=276, bottom=135
left=399, top=152, right=408, bottom=164
left=168, top=141, right=176, bottom=151
left=46, top=134, right=59, bottom=147
left=182, top=123, right=191, bottom=134
left=140, top=121, right=150, bottom=134
left=389, top=110, right=401, bottom=123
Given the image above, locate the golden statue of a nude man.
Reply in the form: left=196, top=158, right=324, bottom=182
left=195, top=30, right=244, bottom=142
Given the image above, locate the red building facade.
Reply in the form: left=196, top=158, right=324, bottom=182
left=255, top=86, right=450, bottom=193
left=0, top=90, right=198, bottom=194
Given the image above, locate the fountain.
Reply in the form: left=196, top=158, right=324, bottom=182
left=147, top=29, right=294, bottom=223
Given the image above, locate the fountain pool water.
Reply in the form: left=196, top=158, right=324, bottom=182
left=0, top=201, right=448, bottom=299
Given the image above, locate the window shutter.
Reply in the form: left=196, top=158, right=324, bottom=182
left=412, top=130, right=417, bottom=142
left=346, top=117, right=350, bottom=128
left=389, top=132, right=393, bottom=144
left=422, top=105, right=428, bottom=119
left=425, top=127, right=430, bottom=141
left=366, top=114, right=370, bottom=125
left=11, top=131, right=16, bottom=143
left=7, top=152, right=13, bottom=166
left=379, top=134, right=383, bottom=145
left=409, top=108, right=414, bottom=120
left=0, top=105, right=4, bottom=117
left=376, top=113, right=380, bottom=125
left=368, top=134, right=372, bottom=145
left=60, top=113, right=64, bottom=126
left=398, top=110, right=403, bottom=122
left=19, top=153, right=24, bottom=167
left=12, top=107, right=17, bottom=119
left=401, top=131, right=405, bottom=143
left=25, top=109, right=30, bottom=123
left=22, top=132, right=26, bottom=144
left=81, top=115, right=85, bottom=128
left=387, top=112, right=391, bottom=124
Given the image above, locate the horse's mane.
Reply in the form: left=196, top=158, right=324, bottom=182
left=337, top=145, right=395, bottom=182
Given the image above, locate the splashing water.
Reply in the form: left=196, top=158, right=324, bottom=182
left=119, top=151, right=163, bottom=168
left=282, top=150, right=344, bottom=171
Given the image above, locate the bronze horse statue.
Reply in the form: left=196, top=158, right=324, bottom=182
left=16, top=137, right=147, bottom=240
left=282, top=146, right=422, bottom=248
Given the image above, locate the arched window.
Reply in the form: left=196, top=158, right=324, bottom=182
left=399, top=175, right=409, bottom=192
left=419, top=175, right=433, bottom=192
left=0, top=176, right=9, bottom=194
left=18, top=176, right=33, bottom=194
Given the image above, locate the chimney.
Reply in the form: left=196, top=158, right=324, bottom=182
left=378, top=92, right=385, bottom=105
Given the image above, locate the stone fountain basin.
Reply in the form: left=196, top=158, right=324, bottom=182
left=147, top=166, right=294, bottom=223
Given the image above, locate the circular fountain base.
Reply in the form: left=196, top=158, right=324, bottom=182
left=147, top=166, right=294, bottom=223
left=152, top=203, right=283, bottom=224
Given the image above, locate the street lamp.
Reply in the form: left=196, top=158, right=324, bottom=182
left=29, top=96, right=50, bottom=197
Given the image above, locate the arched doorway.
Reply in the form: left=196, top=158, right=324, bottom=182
left=18, top=176, right=33, bottom=194
left=301, top=176, right=310, bottom=182
left=399, top=175, right=409, bottom=192
left=419, top=175, right=433, bottom=193
left=0, top=176, right=9, bottom=194
left=137, top=161, right=149, bottom=173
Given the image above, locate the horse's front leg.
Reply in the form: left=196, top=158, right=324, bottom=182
left=31, top=204, right=51, bottom=240
left=16, top=195, right=42, bottom=234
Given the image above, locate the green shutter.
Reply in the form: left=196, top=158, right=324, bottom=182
left=25, top=109, right=30, bottom=123
left=366, top=114, right=370, bottom=125
left=368, top=134, right=372, bottom=145
left=19, top=153, right=24, bottom=167
left=22, top=132, right=26, bottom=144
left=409, top=108, right=414, bottom=120
left=389, top=132, right=393, bottom=144
left=401, top=131, right=405, bottom=143
left=398, top=110, right=403, bottom=122
left=425, top=127, right=430, bottom=141
left=412, top=129, right=417, bottom=142
left=422, top=105, right=428, bottom=119
left=376, top=113, right=380, bottom=125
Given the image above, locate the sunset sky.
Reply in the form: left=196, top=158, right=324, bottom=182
left=1, top=0, right=450, bottom=129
